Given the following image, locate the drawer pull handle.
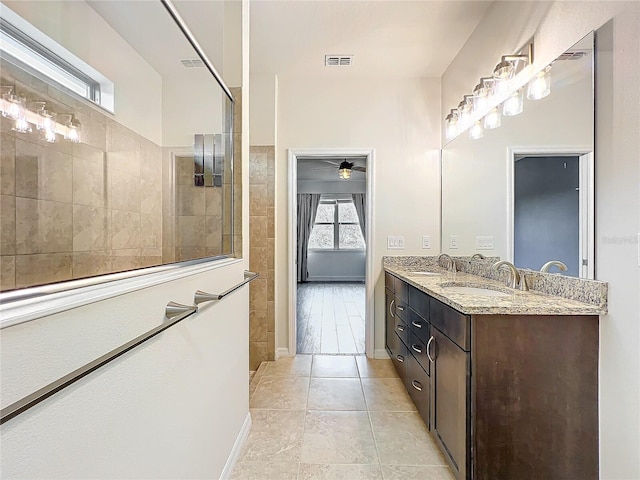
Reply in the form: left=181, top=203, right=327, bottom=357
left=411, top=344, right=422, bottom=354
left=396, top=305, right=405, bottom=311
left=411, top=380, right=423, bottom=392
left=396, top=325, right=405, bottom=332
left=389, top=299, right=395, bottom=318
left=411, top=320, right=422, bottom=328
left=426, top=336, right=435, bottom=363
left=396, top=355, right=404, bottom=363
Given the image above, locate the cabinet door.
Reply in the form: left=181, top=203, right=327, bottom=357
left=431, top=328, right=470, bottom=480
left=407, top=352, right=430, bottom=429
left=385, top=289, right=396, bottom=352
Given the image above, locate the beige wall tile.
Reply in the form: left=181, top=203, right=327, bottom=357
left=73, top=205, right=108, bottom=251
left=1, top=194, right=16, bottom=255
left=140, top=179, right=162, bottom=216
left=175, top=155, right=194, bottom=186
left=16, top=198, right=72, bottom=254
left=72, top=252, right=111, bottom=279
left=175, top=184, right=205, bottom=216
left=267, top=207, right=275, bottom=238
left=1, top=132, right=15, bottom=195
left=15, top=253, right=72, bottom=288
left=249, top=341, right=268, bottom=371
left=78, top=114, right=107, bottom=152
left=107, top=121, right=141, bottom=176
left=176, top=216, right=206, bottom=247
left=140, top=139, right=162, bottom=184
left=267, top=276, right=275, bottom=301
left=249, top=246, right=267, bottom=275
left=206, top=215, right=223, bottom=250
left=250, top=278, right=267, bottom=311
left=111, top=210, right=141, bottom=249
left=140, top=213, right=161, bottom=249
left=162, top=247, right=175, bottom=263
left=205, top=187, right=223, bottom=216
left=175, top=246, right=206, bottom=262
left=250, top=184, right=267, bottom=216
left=250, top=310, right=267, bottom=342
left=110, top=253, right=143, bottom=273
left=16, top=140, right=73, bottom=203
left=249, top=152, right=267, bottom=185
left=250, top=216, right=267, bottom=247
left=109, top=169, right=141, bottom=213
left=0, top=255, right=16, bottom=291
left=267, top=302, right=275, bottom=333
left=72, top=156, right=105, bottom=208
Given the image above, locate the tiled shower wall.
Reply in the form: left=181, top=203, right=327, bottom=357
left=0, top=63, right=163, bottom=291
left=249, top=145, right=275, bottom=370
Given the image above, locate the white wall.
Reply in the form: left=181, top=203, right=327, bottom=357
left=3, top=0, right=163, bottom=145
left=274, top=76, right=441, bottom=353
left=443, top=2, right=640, bottom=477
left=307, top=250, right=365, bottom=281
left=249, top=73, right=277, bottom=145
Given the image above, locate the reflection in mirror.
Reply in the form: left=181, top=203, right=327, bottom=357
left=441, top=33, right=594, bottom=278
left=0, top=0, right=239, bottom=294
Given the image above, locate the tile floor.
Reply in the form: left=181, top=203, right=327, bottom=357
left=232, top=355, right=454, bottom=480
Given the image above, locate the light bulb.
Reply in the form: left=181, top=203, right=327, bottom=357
left=44, top=128, right=56, bottom=143
left=2, top=94, right=25, bottom=120
left=445, top=110, right=459, bottom=140
left=469, top=120, right=484, bottom=140
left=64, top=117, right=81, bottom=143
left=483, top=107, right=501, bottom=129
left=527, top=66, right=551, bottom=100
left=503, top=89, right=524, bottom=116
left=13, top=117, right=32, bottom=133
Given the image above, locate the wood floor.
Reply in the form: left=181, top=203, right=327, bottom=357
left=297, top=282, right=365, bottom=354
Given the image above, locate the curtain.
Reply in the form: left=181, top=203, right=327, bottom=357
left=352, top=193, right=366, bottom=238
left=297, top=194, right=321, bottom=282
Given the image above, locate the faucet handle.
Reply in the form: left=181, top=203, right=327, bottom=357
left=519, top=272, right=529, bottom=291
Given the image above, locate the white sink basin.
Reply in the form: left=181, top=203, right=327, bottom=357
left=443, top=286, right=510, bottom=297
left=408, top=271, right=441, bottom=276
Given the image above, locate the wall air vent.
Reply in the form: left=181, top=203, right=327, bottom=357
left=180, top=58, right=205, bottom=68
left=556, top=50, right=589, bottom=61
left=325, top=55, right=354, bottom=67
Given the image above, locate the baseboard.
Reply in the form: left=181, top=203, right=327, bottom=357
left=305, top=276, right=366, bottom=282
left=219, top=412, right=252, bottom=479
left=275, top=347, right=289, bottom=360
left=374, top=348, right=390, bottom=359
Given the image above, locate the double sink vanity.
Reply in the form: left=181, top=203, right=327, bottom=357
left=383, top=255, right=607, bottom=480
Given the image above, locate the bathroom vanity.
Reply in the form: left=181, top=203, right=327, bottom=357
left=384, top=261, right=605, bottom=480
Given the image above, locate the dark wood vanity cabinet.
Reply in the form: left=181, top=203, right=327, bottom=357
left=384, top=272, right=599, bottom=480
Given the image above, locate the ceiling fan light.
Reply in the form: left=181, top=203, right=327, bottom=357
left=338, top=160, right=352, bottom=180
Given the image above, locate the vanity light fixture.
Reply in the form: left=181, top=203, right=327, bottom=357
left=483, top=107, right=501, bottom=129
left=445, top=109, right=459, bottom=140
left=527, top=65, right=552, bottom=100
left=469, top=120, right=484, bottom=140
left=32, top=102, right=57, bottom=143
left=338, top=160, right=352, bottom=180
left=458, top=96, right=474, bottom=129
left=61, top=114, right=81, bottom=143
left=503, top=88, right=524, bottom=116
left=472, top=78, right=495, bottom=115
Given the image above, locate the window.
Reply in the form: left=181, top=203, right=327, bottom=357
left=308, top=199, right=365, bottom=250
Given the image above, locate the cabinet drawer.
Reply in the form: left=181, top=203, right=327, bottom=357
left=409, top=330, right=430, bottom=376
left=395, top=298, right=408, bottom=323
left=430, top=298, right=470, bottom=351
left=394, top=316, right=409, bottom=346
left=389, top=332, right=408, bottom=381
left=407, top=307, right=429, bottom=344
left=409, top=286, right=430, bottom=319
left=385, top=272, right=395, bottom=292
left=407, top=352, right=430, bottom=429
left=394, top=277, right=409, bottom=302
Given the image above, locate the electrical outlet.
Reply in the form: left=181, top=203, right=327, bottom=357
left=449, top=235, right=458, bottom=249
left=387, top=235, right=405, bottom=250
left=422, top=236, right=431, bottom=249
left=476, top=236, right=494, bottom=250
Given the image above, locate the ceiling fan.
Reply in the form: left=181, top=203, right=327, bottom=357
left=320, top=159, right=366, bottom=179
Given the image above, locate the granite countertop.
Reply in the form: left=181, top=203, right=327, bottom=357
left=385, top=265, right=606, bottom=316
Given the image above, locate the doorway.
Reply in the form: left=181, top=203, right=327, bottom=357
left=508, top=149, right=594, bottom=278
left=287, top=149, right=375, bottom=357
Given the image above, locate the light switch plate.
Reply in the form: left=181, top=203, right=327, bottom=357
left=422, top=236, right=431, bottom=249
left=476, top=236, right=494, bottom=250
left=449, top=235, right=458, bottom=249
left=387, top=235, right=405, bottom=249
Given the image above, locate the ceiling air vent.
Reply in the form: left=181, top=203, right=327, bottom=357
left=556, top=50, right=589, bottom=61
left=180, top=58, right=205, bottom=68
left=325, top=55, right=354, bottom=67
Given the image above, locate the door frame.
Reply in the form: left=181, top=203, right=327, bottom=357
left=287, top=148, right=375, bottom=357
left=506, top=145, right=594, bottom=279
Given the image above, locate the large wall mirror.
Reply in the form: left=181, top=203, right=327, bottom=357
left=0, top=0, right=239, bottom=295
left=441, top=33, right=594, bottom=278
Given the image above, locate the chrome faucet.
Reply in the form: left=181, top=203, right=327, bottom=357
left=438, top=253, right=457, bottom=272
left=540, top=261, right=568, bottom=273
left=493, top=260, right=521, bottom=289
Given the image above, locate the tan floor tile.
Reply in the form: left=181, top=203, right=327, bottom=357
left=299, top=463, right=383, bottom=480
left=381, top=465, right=455, bottom=480
left=311, top=355, right=359, bottom=377
left=264, top=355, right=312, bottom=376
left=239, top=410, right=305, bottom=463
left=308, top=378, right=366, bottom=411
left=301, top=411, right=378, bottom=464
left=361, top=378, right=416, bottom=411
left=356, top=357, right=399, bottom=378
left=229, top=461, right=298, bottom=480
left=250, top=376, right=310, bottom=409
left=370, top=412, right=447, bottom=466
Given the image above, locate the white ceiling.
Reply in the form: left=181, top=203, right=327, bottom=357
left=297, top=157, right=367, bottom=181
left=250, top=0, right=493, bottom=78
